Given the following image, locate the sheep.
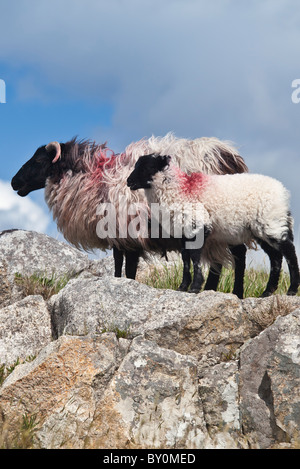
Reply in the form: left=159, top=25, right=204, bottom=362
left=127, top=153, right=300, bottom=297
left=11, top=133, right=248, bottom=288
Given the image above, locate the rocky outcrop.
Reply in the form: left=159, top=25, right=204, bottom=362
left=0, top=230, right=299, bottom=449
left=0, top=295, right=52, bottom=366
left=239, top=310, right=300, bottom=448
left=0, top=229, right=114, bottom=308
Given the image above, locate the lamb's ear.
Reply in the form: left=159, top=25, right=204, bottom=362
left=157, top=154, right=171, bottom=170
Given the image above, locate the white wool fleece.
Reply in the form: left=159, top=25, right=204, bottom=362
left=146, top=164, right=292, bottom=250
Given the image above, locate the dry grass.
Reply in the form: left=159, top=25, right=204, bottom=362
left=0, top=413, right=39, bottom=449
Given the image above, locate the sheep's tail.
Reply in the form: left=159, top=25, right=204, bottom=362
left=183, top=137, right=248, bottom=175
left=207, top=142, right=248, bottom=175
left=287, top=210, right=294, bottom=241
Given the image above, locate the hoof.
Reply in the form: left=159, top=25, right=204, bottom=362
left=287, top=290, right=297, bottom=296
left=177, top=285, right=189, bottom=292
left=260, top=291, right=272, bottom=298
left=233, top=291, right=244, bottom=299
left=189, top=289, right=200, bottom=294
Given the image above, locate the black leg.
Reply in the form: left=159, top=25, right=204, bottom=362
left=113, top=247, right=124, bottom=277
left=280, top=238, right=300, bottom=295
left=125, top=250, right=140, bottom=279
left=180, top=227, right=209, bottom=293
left=204, top=265, right=222, bottom=292
left=258, top=241, right=283, bottom=297
left=189, top=248, right=204, bottom=293
left=177, top=248, right=192, bottom=291
left=231, top=244, right=247, bottom=299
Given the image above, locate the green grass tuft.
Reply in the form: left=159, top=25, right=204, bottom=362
left=14, top=271, right=72, bottom=300
left=141, top=261, right=298, bottom=298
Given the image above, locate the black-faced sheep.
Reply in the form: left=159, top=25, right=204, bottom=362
left=127, top=153, right=299, bottom=297
left=11, top=133, right=248, bottom=288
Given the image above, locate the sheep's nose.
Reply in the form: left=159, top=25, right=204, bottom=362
left=11, top=176, right=19, bottom=190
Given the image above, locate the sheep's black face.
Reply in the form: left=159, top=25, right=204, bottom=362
left=11, top=146, right=54, bottom=196
left=127, top=154, right=170, bottom=190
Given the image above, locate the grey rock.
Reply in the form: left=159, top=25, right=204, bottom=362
left=50, top=276, right=285, bottom=368
left=199, top=361, right=240, bottom=440
left=0, top=295, right=52, bottom=366
left=0, top=229, right=89, bottom=277
left=87, top=336, right=210, bottom=449
left=0, top=333, right=129, bottom=449
left=0, top=229, right=114, bottom=307
left=239, top=309, right=300, bottom=449
left=1, top=230, right=300, bottom=449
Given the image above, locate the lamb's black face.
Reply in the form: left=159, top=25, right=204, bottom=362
left=127, top=154, right=171, bottom=191
left=11, top=146, right=54, bottom=196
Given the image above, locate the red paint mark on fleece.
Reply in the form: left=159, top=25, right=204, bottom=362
left=90, top=147, right=120, bottom=182
left=173, top=166, right=210, bottom=197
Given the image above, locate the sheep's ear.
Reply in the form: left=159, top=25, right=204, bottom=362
left=157, top=155, right=171, bottom=170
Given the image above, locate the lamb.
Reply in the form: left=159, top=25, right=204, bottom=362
left=127, top=153, right=300, bottom=297
left=11, top=134, right=248, bottom=290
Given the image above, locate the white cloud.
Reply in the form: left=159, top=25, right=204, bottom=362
left=0, top=180, right=50, bottom=233
left=1, top=0, right=300, bottom=144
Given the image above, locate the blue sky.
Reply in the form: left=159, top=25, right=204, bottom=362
left=1, top=0, right=300, bottom=263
